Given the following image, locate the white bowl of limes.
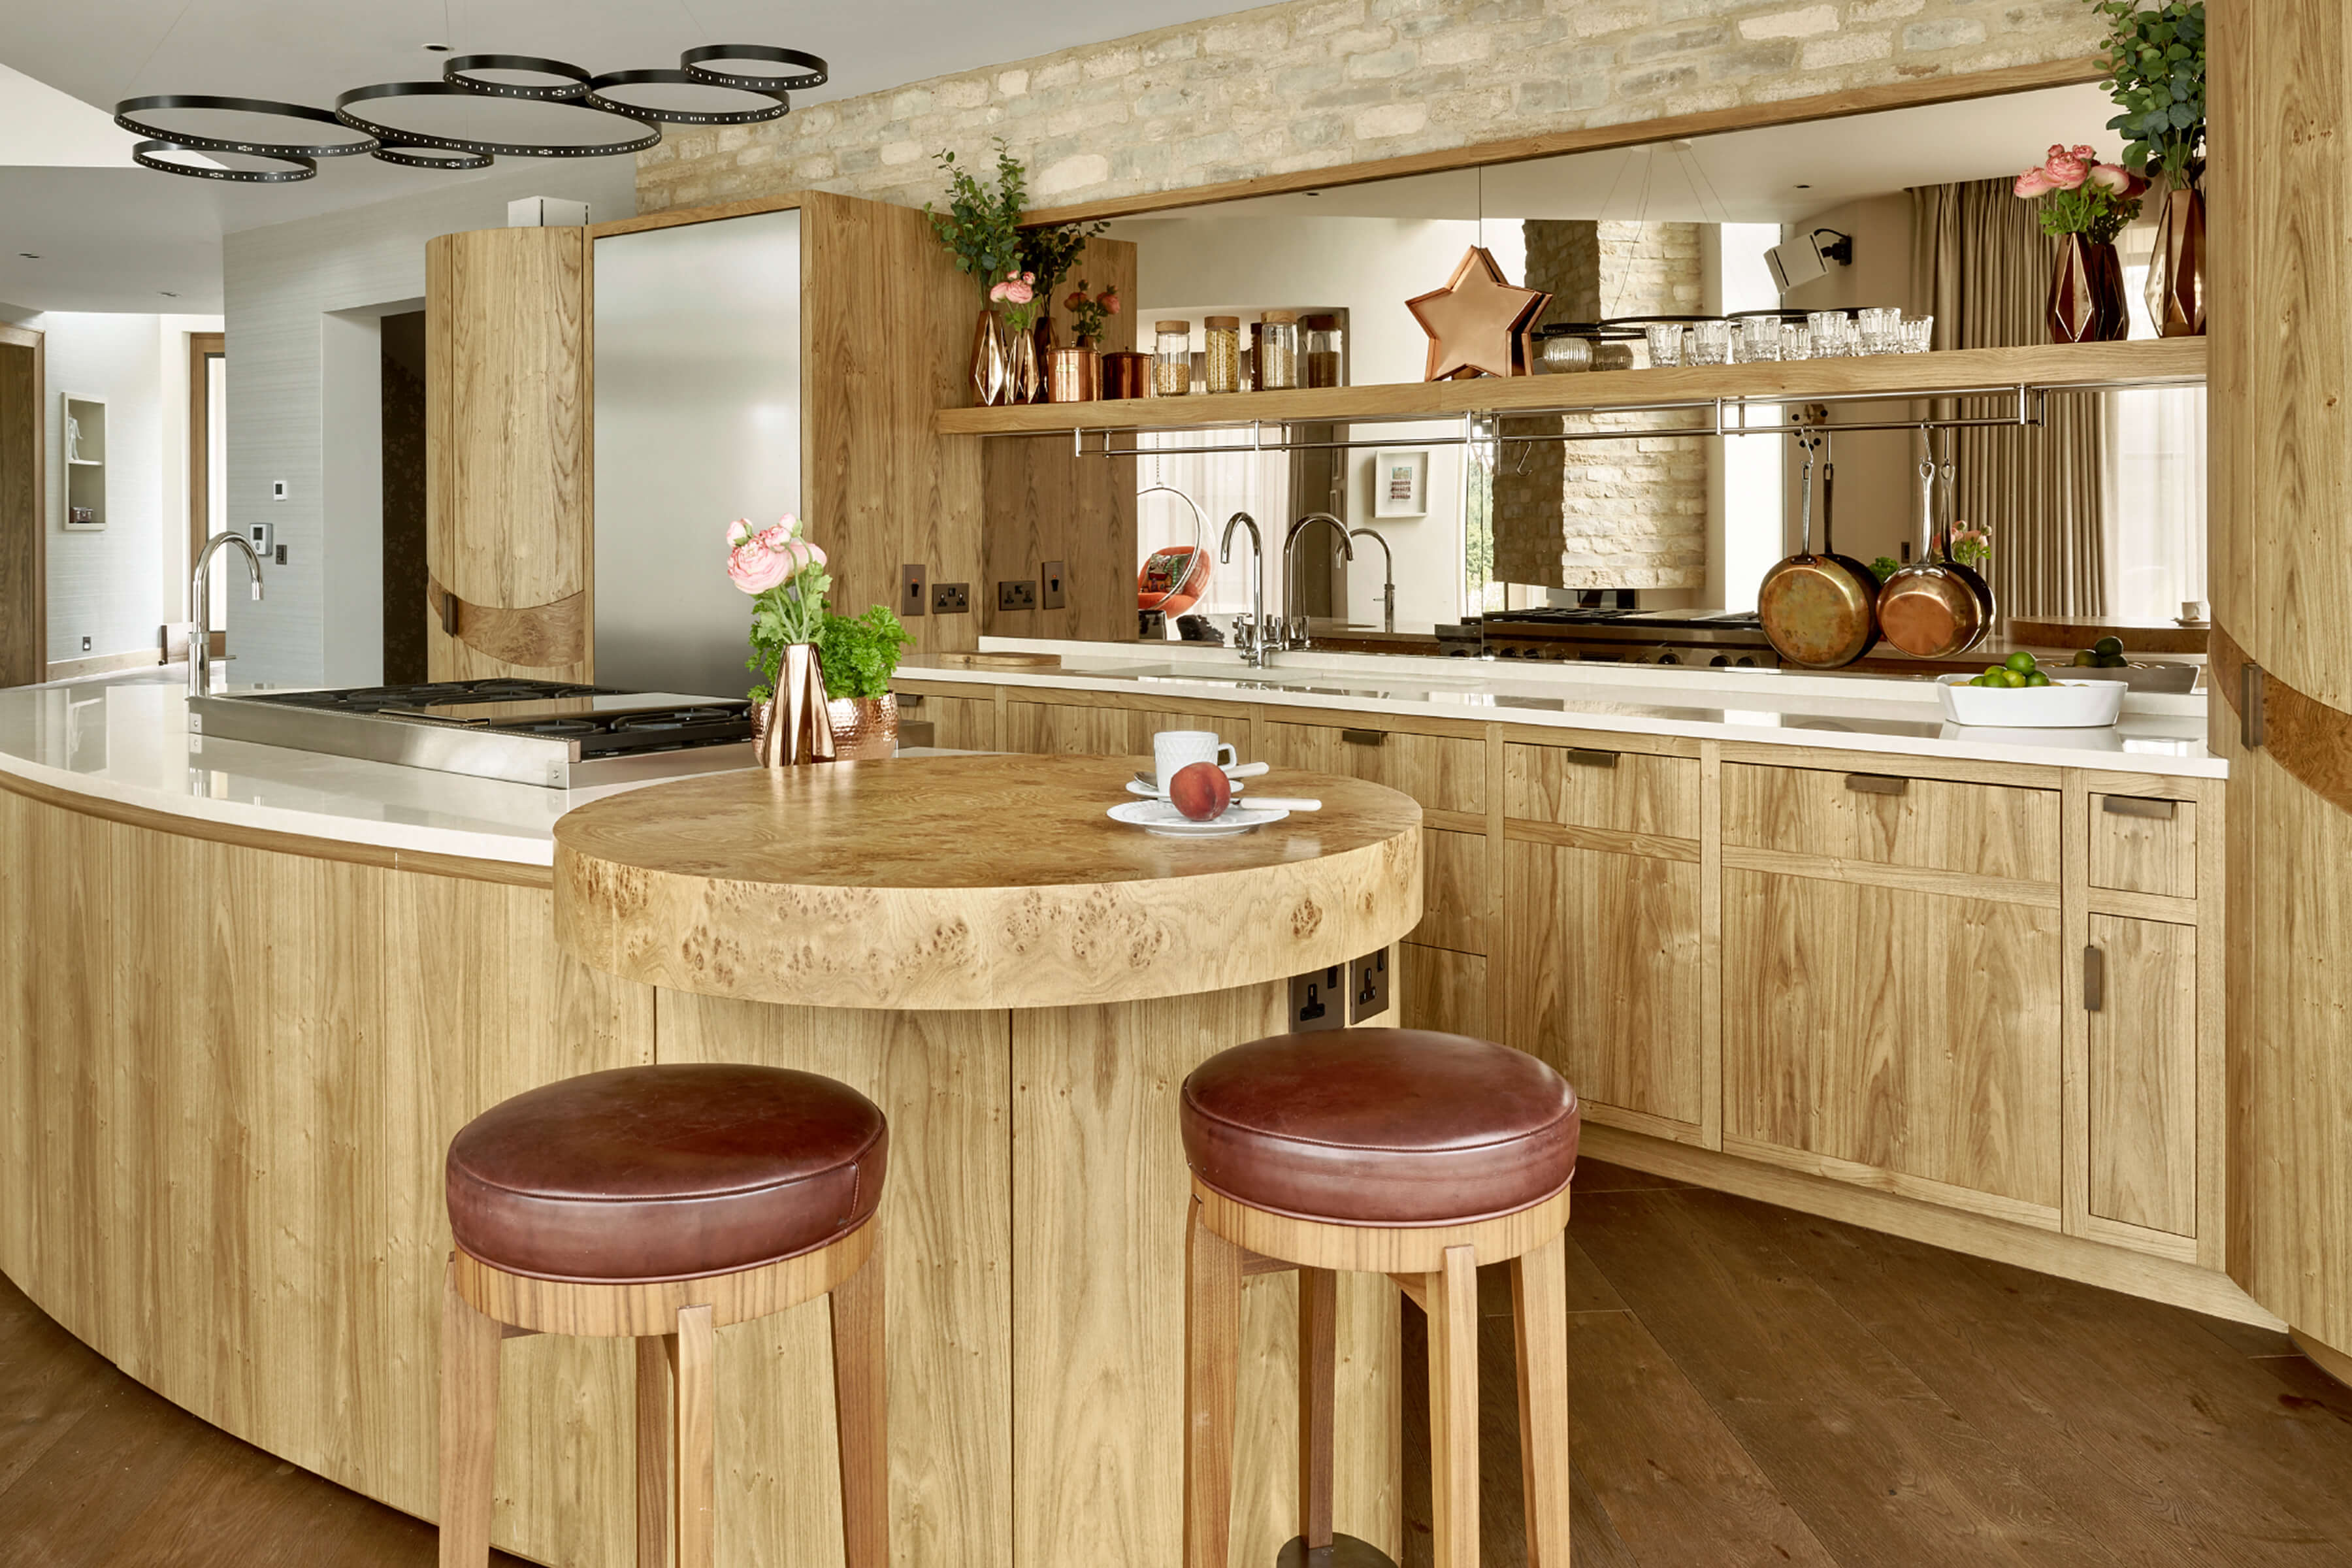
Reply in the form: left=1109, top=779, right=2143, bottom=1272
left=1936, top=654, right=2125, bottom=728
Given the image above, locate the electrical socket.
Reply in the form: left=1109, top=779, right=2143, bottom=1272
left=274, top=544, right=287, bottom=565
left=931, top=581, right=970, bottom=614
left=80, top=635, right=91, bottom=652
left=900, top=564, right=927, bottom=617
left=1287, top=964, right=1347, bottom=1034
left=1348, top=948, right=1390, bottom=1023
left=1039, top=560, right=1066, bottom=610
left=997, top=579, right=1037, bottom=612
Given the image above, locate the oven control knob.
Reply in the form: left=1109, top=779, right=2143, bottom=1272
left=1545, top=648, right=1567, bottom=660
left=1710, top=655, right=1730, bottom=667
left=1658, top=653, right=1681, bottom=665
left=1737, top=655, right=1757, bottom=667
left=1500, top=646, right=1522, bottom=657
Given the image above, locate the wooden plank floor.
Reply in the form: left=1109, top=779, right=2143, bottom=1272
left=5, top=1160, right=2351, bottom=1566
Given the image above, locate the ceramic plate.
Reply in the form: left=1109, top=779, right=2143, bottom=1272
left=1106, top=799, right=1290, bottom=837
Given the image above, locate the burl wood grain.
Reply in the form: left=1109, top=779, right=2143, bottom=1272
left=554, top=753, right=1423, bottom=1009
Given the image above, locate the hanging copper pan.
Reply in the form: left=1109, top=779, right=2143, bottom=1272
left=1815, top=434, right=1882, bottom=660
left=1757, top=432, right=1879, bottom=668
left=1877, top=453, right=1988, bottom=658
left=1935, top=449, right=1997, bottom=636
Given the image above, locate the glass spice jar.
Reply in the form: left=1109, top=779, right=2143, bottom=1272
left=1153, top=321, right=1192, bottom=397
left=1203, top=316, right=1243, bottom=394
left=1257, top=310, right=1301, bottom=390
left=1303, top=314, right=1344, bottom=388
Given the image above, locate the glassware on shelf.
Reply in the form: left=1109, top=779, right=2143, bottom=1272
left=1688, top=319, right=1732, bottom=366
left=1202, top=316, right=1243, bottom=394
left=1643, top=322, right=1684, bottom=367
left=1733, top=319, right=1782, bottom=363
left=1539, top=335, right=1594, bottom=373
left=1781, top=321, right=1812, bottom=360
left=1303, top=314, right=1345, bottom=387
left=1806, top=310, right=1855, bottom=357
left=1257, top=310, right=1301, bottom=390
left=1857, top=307, right=1904, bottom=355
left=1153, top=320, right=1192, bottom=397
left=1900, top=316, right=1936, bottom=353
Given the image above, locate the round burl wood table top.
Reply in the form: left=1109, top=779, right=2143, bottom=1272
left=553, top=753, right=1424, bottom=1011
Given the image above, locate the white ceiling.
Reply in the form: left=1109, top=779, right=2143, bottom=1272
left=0, top=0, right=1250, bottom=312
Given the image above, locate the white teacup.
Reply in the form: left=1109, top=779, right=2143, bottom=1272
left=1153, top=730, right=1238, bottom=786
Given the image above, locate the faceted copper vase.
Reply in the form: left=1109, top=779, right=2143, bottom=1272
left=1007, top=326, right=1044, bottom=405
left=825, top=694, right=899, bottom=760
left=970, top=308, right=1009, bottom=407
left=1049, top=346, right=1102, bottom=403
left=2047, top=236, right=2129, bottom=344
left=756, top=643, right=838, bottom=768
left=2145, top=186, right=2208, bottom=338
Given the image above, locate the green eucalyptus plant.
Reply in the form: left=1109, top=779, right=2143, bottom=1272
left=924, top=140, right=1028, bottom=297
left=2093, top=0, right=2206, bottom=187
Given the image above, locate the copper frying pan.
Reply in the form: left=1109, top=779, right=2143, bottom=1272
left=1877, top=453, right=1988, bottom=657
left=1815, top=434, right=1882, bottom=660
left=1758, top=432, right=1880, bottom=668
left=1936, top=448, right=1997, bottom=635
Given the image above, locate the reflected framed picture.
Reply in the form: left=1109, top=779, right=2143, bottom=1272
left=1371, top=448, right=1428, bottom=519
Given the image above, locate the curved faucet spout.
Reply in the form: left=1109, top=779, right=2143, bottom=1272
left=1218, top=512, right=1270, bottom=667
left=1282, top=512, right=1355, bottom=650
left=189, top=532, right=265, bottom=700
left=1346, top=525, right=1396, bottom=634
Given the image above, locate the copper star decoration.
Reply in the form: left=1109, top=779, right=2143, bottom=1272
left=1406, top=246, right=1551, bottom=382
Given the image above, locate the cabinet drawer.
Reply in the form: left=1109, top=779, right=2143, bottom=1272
left=1505, top=743, right=1699, bottom=839
left=2089, top=792, right=2198, bottom=899
left=1258, top=721, right=1484, bottom=815
left=1723, top=763, right=2059, bottom=883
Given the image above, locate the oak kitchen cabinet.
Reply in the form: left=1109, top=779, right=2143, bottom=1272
left=893, top=678, right=2244, bottom=1324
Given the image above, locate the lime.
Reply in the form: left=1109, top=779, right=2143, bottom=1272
left=2004, top=651, right=2038, bottom=674
left=2099, top=653, right=2129, bottom=668
left=1985, top=666, right=2008, bottom=681
left=1969, top=675, right=1993, bottom=687
left=2094, top=636, right=2124, bottom=657
left=2025, top=670, right=2051, bottom=687
left=2072, top=649, right=2098, bottom=666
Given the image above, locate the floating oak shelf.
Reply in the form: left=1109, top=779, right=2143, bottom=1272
left=936, top=338, right=2208, bottom=438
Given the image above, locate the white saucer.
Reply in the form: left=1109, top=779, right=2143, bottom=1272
left=1126, top=777, right=1247, bottom=798
left=1107, top=799, right=1290, bottom=837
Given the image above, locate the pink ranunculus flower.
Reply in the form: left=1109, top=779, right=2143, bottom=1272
left=996, top=275, right=1034, bottom=305
left=2043, top=151, right=2089, bottom=190
left=757, top=523, right=793, bottom=552
left=728, top=517, right=755, bottom=546
left=2071, top=144, right=2099, bottom=161
left=802, top=540, right=827, bottom=568
left=727, top=538, right=791, bottom=594
left=2016, top=167, right=2057, bottom=199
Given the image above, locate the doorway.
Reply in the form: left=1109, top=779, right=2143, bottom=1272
left=380, top=310, right=427, bottom=685
left=0, top=323, right=42, bottom=687
left=187, top=331, right=226, bottom=646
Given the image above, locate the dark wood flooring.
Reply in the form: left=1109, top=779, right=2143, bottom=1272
left=5, top=1161, right=2351, bottom=1567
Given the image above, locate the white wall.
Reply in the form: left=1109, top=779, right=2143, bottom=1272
left=221, top=160, right=634, bottom=687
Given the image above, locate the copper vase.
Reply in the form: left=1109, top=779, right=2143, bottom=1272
left=2048, top=236, right=2129, bottom=344
left=756, top=643, right=838, bottom=767
left=2145, top=186, right=2207, bottom=338
left=970, top=308, right=1009, bottom=407
left=825, top=694, right=899, bottom=760
left=1049, top=345, right=1102, bottom=403
left=1102, top=351, right=1150, bottom=400
left=1007, top=324, right=1043, bottom=406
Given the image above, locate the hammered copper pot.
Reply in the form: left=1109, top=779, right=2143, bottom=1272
left=2145, top=185, right=2208, bottom=338
left=826, top=694, right=900, bottom=760
left=1049, top=346, right=1102, bottom=403
left=2048, top=236, right=2129, bottom=344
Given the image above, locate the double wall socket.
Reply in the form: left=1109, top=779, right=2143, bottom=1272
left=1287, top=949, right=1392, bottom=1032
left=997, top=580, right=1037, bottom=612
left=931, top=581, right=970, bottom=614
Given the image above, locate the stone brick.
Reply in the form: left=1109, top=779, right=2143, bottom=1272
left=997, top=69, right=1031, bottom=96
left=1354, top=101, right=1431, bottom=137
left=1901, top=18, right=1986, bottom=50
left=1801, top=29, right=1893, bottom=68
left=1738, top=5, right=1840, bottom=39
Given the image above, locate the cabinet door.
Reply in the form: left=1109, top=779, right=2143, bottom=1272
left=1002, top=700, right=1241, bottom=757
left=2087, top=915, right=2198, bottom=1236
left=922, top=694, right=999, bottom=752
left=1505, top=839, right=1704, bottom=1134
left=1401, top=943, right=1486, bottom=1040
left=1256, top=721, right=1486, bottom=815
left=1723, top=868, right=2063, bottom=1218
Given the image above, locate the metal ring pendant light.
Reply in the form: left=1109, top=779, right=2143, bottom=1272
left=372, top=139, right=495, bottom=172
left=678, top=45, right=830, bottom=93
left=335, top=81, right=660, bottom=159
left=582, top=69, right=791, bottom=126
left=440, top=54, right=593, bottom=101
left=114, top=94, right=377, bottom=159
left=131, top=138, right=318, bottom=182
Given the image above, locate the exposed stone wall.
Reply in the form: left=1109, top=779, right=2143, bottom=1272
left=1495, top=220, right=1708, bottom=591
left=636, top=1, right=2101, bottom=217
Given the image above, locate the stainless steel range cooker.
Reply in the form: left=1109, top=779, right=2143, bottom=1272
left=1470, top=608, right=1782, bottom=668
left=188, top=679, right=755, bottom=789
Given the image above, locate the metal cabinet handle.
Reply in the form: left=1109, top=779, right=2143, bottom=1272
left=1844, top=774, right=1909, bottom=796
left=1340, top=728, right=1385, bottom=747
left=2083, top=945, right=2106, bottom=1012
left=1566, top=748, right=1619, bottom=769
left=2101, top=796, right=2178, bottom=821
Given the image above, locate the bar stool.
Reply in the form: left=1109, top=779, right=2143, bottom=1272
left=1179, top=1029, right=1580, bottom=1568
left=437, top=1063, right=890, bottom=1568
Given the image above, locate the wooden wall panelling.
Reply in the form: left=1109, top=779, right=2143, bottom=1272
left=425, top=227, right=591, bottom=682
left=653, top=992, right=1013, bottom=1568
left=799, top=192, right=984, bottom=659
left=0, top=325, right=41, bottom=687
left=2085, top=914, right=2199, bottom=1239
left=1722, top=762, right=2059, bottom=881
left=1722, top=868, right=2063, bottom=1219
left=981, top=237, right=1138, bottom=644
left=1400, top=943, right=1487, bottom=1039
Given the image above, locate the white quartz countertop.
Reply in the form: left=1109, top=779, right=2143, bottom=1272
left=901, top=639, right=2224, bottom=779
left=0, top=678, right=722, bottom=868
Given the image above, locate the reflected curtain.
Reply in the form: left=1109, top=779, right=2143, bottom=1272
left=1911, top=179, right=2106, bottom=619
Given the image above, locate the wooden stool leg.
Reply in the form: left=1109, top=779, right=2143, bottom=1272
left=673, top=1304, right=718, bottom=1568
left=438, top=1256, right=504, bottom=1568
left=1425, top=1244, right=1480, bottom=1568
left=830, top=1228, right=890, bottom=1568
left=1298, top=1265, right=1337, bottom=1552
left=1511, top=1230, right=1572, bottom=1568
left=1183, top=1194, right=1245, bottom=1568
left=635, top=1334, right=676, bottom=1568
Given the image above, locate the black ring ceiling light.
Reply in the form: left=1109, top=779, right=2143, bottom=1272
left=118, top=43, right=828, bottom=184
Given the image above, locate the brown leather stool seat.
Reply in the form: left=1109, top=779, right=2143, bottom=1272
left=446, top=1062, right=888, bottom=1284
left=1181, top=1028, right=1579, bottom=1225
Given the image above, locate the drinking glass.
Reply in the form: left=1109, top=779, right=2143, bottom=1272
left=1900, top=316, right=1935, bottom=353
left=1734, top=319, right=1781, bottom=363
left=1689, top=319, right=1732, bottom=366
left=1857, top=307, right=1903, bottom=355
left=1806, top=311, right=1853, bottom=357
left=1643, top=323, right=1684, bottom=368
left=1780, top=322, right=1812, bottom=361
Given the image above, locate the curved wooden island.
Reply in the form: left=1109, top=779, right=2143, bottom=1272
left=0, top=689, right=1422, bottom=1568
